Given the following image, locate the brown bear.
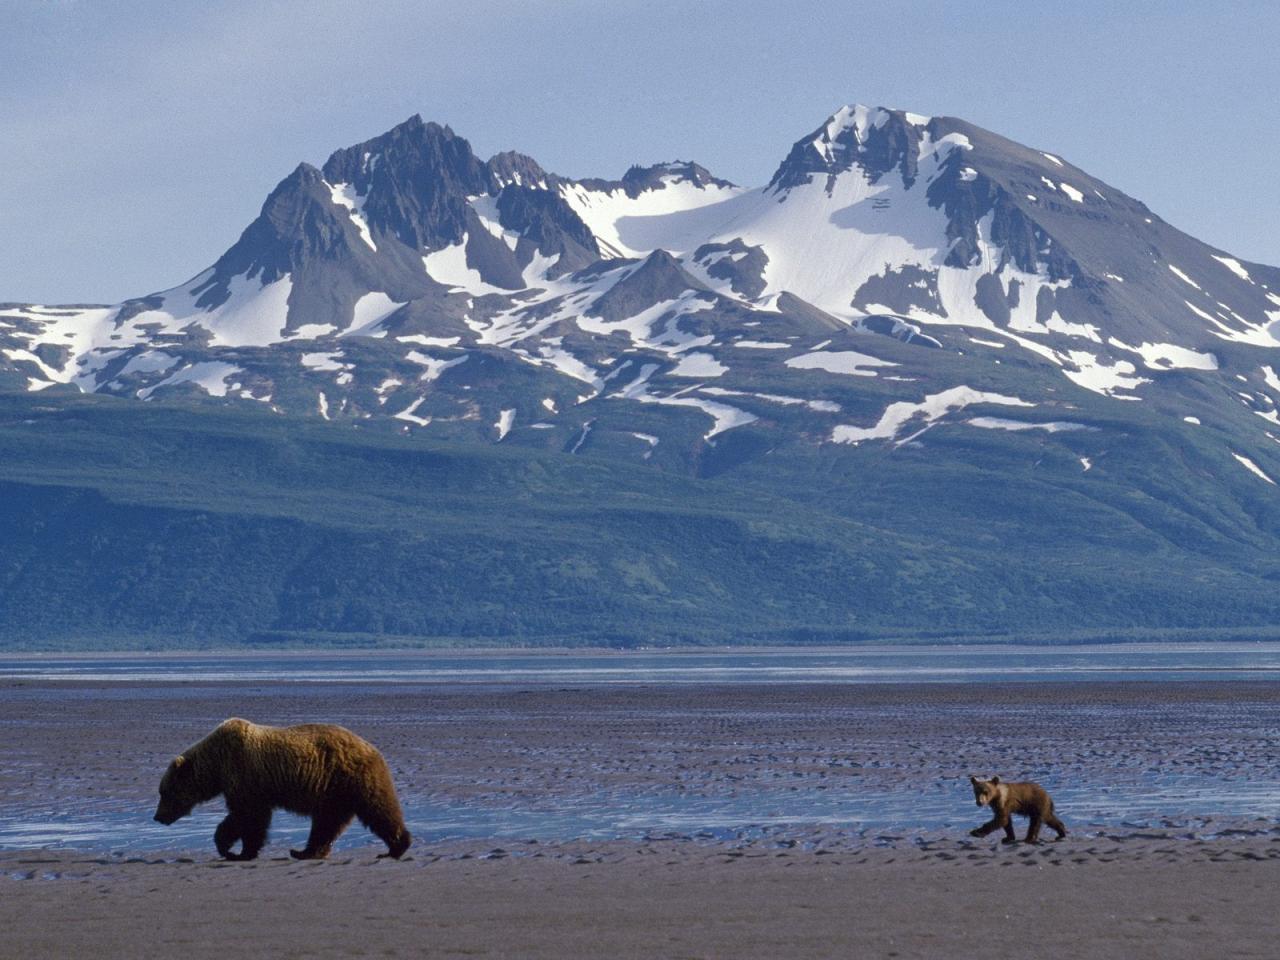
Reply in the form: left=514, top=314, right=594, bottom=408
left=968, top=775, right=1067, bottom=844
left=154, top=718, right=411, bottom=861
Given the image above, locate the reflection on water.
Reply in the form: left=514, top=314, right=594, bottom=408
left=4, top=644, right=1280, bottom=684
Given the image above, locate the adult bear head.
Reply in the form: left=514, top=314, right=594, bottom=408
left=154, top=754, right=217, bottom=824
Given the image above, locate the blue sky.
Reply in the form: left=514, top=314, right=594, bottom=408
left=4, top=0, right=1279, bottom=303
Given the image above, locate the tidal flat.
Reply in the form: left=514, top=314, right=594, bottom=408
left=1, top=657, right=1278, bottom=958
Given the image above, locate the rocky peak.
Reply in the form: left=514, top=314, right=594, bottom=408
left=769, top=104, right=927, bottom=193
left=618, top=161, right=735, bottom=196
left=320, top=116, right=495, bottom=251
left=488, top=150, right=553, bottom=189
left=587, top=249, right=709, bottom=323
left=575, top=161, right=734, bottom=199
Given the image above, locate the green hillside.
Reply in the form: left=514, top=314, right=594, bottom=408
left=3, top=392, right=1279, bottom=650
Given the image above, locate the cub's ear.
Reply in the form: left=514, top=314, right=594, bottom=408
left=969, top=775, right=978, bottom=784
left=172, top=755, right=186, bottom=770
left=990, top=775, right=1000, bottom=784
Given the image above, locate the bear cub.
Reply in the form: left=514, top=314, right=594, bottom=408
left=155, top=718, right=411, bottom=861
left=968, top=775, right=1067, bottom=844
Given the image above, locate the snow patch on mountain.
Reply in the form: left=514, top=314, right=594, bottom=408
left=423, top=238, right=507, bottom=296
left=2, top=346, right=61, bottom=384
left=634, top=385, right=757, bottom=439
left=1168, top=264, right=1202, bottom=290
left=328, top=182, right=377, bottom=251
left=375, top=377, right=402, bottom=404
left=966, top=417, right=1089, bottom=433
left=831, top=387, right=1032, bottom=445
left=1213, top=255, right=1252, bottom=282
left=1262, top=366, right=1280, bottom=395
left=1063, top=351, right=1149, bottom=398
left=0, top=305, right=124, bottom=388
left=1058, top=182, right=1085, bottom=203
left=719, top=168, right=943, bottom=317
left=399, top=334, right=461, bottom=347
left=631, top=432, right=659, bottom=458
left=515, top=342, right=603, bottom=390
left=611, top=363, right=661, bottom=399
left=1108, top=338, right=1218, bottom=371
left=406, top=350, right=469, bottom=383
left=669, top=352, right=727, bottom=378
left=495, top=408, right=516, bottom=440
left=560, top=178, right=745, bottom=259
left=394, top=397, right=431, bottom=427
left=702, top=386, right=842, bottom=413
left=138, top=273, right=294, bottom=348
left=138, top=361, right=241, bottom=400
left=1233, top=452, right=1276, bottom=485
left=786, top=350, right=897, bottom=377
left=346, top=292, right=404, bottom=335
left=300, top=351, right=345, bottom=372
left=470, top=195, right=521, bottom=251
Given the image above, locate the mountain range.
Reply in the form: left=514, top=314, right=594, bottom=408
left=5, top=104, right=1280, bottom=648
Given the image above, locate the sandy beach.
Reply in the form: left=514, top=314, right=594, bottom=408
left=2, top=676, right=1278, bottom=957
left=3, top=839, right=1278, bottom=960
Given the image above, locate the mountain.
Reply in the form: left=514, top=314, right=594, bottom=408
left=5, top=104, right=1280, bottom=649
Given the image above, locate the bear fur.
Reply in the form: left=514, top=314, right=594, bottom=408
left=154, top=718, right=411, bottom=861
left=968, top=775, right=1067, bottom=844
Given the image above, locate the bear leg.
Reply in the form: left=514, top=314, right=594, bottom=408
left=1025, top=813, right=1043, bottom=844
left=290, top=807, right=354, bottom=860
left=357, top=799, right=411, bottom=859
left=214, top=813, right=242, bottom=859
left=1046, top=812, right=1068, bottom=839
left=1001, top=815, right=1017, bottom=844
left=375, top=826, right=412, bottom=860
left=232, top=807, right=272, bottom=861
left=969, top=817, right=1001, bottom=838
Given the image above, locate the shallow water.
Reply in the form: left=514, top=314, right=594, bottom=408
left=1, top=652, right=1278, bottom=852
left=4, top=775, right=1277, bottom=853
left=4, top=643, right=1280, bottom=684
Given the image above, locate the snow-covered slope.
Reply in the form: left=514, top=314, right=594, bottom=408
left=5, top=104, right=1280, bottom=487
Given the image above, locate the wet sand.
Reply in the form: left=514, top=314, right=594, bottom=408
left=2, top=679, right=1279, bottom=957
left=4, top=840, right=1279, bottom=960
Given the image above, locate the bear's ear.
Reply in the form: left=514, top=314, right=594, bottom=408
left=969, top=775, right=978, bottom=784
left=173, top=756, right=186, bottom=769
left=990, top=775, right=1000, bottom=784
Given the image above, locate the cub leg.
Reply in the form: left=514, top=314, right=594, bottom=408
left=1025, top=813, right=1043, bottom=844
left=970, top=816, right=1003, bottom=837
left=1045, top=811, right=1068, bottom=839
left=1001, top=813, right=1017, bottom=844
left=290, top=807, right=354, bottom=861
